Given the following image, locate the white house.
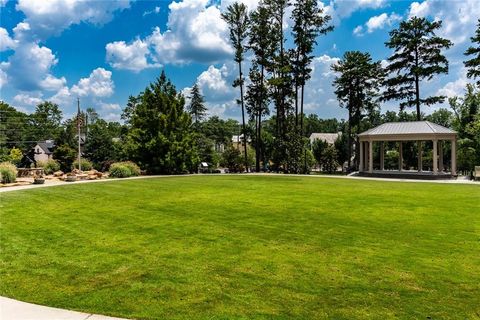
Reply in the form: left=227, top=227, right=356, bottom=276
left=33, top=140, right=55, bottom=163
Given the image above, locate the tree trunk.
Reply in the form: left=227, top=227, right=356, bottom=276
left=414, top=46, right=421, bottom=121
left=238, top=61, right=249, bottom=173
left=347, top=107, right=352, bottom=168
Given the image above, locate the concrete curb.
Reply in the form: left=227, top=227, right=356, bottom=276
left=0, top=296, right=128, bottom=320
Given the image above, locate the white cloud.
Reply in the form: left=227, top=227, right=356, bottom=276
left=0, top=27, right=17, bottom=51
left=1, top=41, right=60, bottom=92
left=71, top=68, right=114, bottom=98
left=13, top=92, right=43, bottom=106
left=408, top=0, right=480, bottom=44
left=303, top=55, right=346, bottom=118
left=0, top=68, right=8, bottom=89
left=365, top=12, right=402, bottom=33
left=354, top=12, right=402, bottom=36
left=353, top=25, right=364, bottom=36
left=15, top=0, right=132, bottom=38
left=143, top=6, right=161, bottom=16
left=106, top=39, right=160, bottom=72
left=330, top=0, right=387, bottom=20
left=437, top=68, right=469, bottom=98
left=99, top=102, right=121, bottom=111
left=40, top=74, right=67, bottom=92
left=106, top=0, right=233, bottom=70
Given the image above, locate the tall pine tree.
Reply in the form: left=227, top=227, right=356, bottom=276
left=332, top=51, right=384, bottom=168
left=383, top=17, right=452, bottom=120
left=291, top=0, right=333, bottom=132
left=187, top=83, right=207, bottom=127
left=464, top=19, right=480, bottom=87
left=247, top=2, right=273, bottom=172
left=222, top=2, right=250, bottom=172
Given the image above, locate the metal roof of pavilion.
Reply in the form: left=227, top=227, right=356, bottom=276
left=358, top=121, right=456, bottom=138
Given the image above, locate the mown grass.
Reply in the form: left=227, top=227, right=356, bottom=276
left=0, top=175, right=479, bottom=319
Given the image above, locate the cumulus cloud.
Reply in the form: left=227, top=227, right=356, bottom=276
left=106, top=0, right=234, bottom=70
left=71, top=68, right=115, bottom=98
left=0, top=68, right=7, bottom=89
left=15, top=0, right=131, bottom=38
left=354, top=12, right=402, bottom=36
left=436, top=67, right=470, bottom=98
left=106, top=39, right=160, bottom=72
left=303, top=55, right=345, bottom=118
left=408, top=0, right=480, bottom=44
left=0, top=40, right=64, bottom=92
left=0, top=27, right=17, bottom=51
left=329, top=0, right=387, bottom=21
left=13, top=92, right=43, bottom=106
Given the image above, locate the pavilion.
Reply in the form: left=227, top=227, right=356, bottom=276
left=358, top=121, right=457, bottom=179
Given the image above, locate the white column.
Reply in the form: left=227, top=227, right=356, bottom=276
left=369, top=140, right=373, bottom=173
left=359, top=141, right=364, bottom=172
left=451, top=139, right=457, bottom=176
left=418, top=141, right=423, bottom=172
left=433, top=140, right=438, bottom=174
left=380, top=142, right=385, bottom=171
left=439, top=141, right=444, bottom=172
left=399, top=142, right=403, bottom=171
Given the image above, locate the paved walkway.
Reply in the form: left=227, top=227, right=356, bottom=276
left=0, top=297, right=128, bottom=320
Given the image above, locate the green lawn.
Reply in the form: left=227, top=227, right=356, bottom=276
left=1, top=176, right=479, bottom=319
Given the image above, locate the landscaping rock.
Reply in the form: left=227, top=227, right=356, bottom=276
left=53, top=171, right=64, bottom=177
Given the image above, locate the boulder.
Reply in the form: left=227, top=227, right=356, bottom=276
left=53, top=171, right=64, bottom=177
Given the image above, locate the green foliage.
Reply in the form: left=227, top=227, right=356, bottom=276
left=72, top=159, right=93, bottom=171
left=321, top=145, right=339, bottom=173
left=312, top=139, right=328, bottom=166
left=221, top=145, right=244, bottom=173
left=464, top=19, right=480, bottom=87
left=450, top=84, right=480, bottom=174
left=38, top=159, right=60, bottom=175
left=8, top=148, right=23, bottom=165
left=84, top=119, right=122, bottom=167
left=334, top=133, right=349, bottom=167
left=122, top=71, right=199, bottom=174
left=30, top=101, right=63, bottom=141
left=109, top=161, right=141, bottom=178
left=332, top=51, right=383, bottom=167
left=53, top=144, right=77, bottom=172
left=383, top=17, right=453, bottom=119
left=187, top=83, right=207, bottom=125
left=0, top=101, right=30, bottom=149
left=425, top=108, right=454, bottom=127
left=0, top=162, right=17, bottom=184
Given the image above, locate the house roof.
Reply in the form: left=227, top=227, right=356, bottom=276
left=358, top=121, right=456, bottom=141
left=309, top=133, right=341, bottom=145
left=36, top=140, right=55, bottom=154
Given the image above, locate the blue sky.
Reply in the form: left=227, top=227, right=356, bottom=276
left=0, top=0, right=478, bottom=121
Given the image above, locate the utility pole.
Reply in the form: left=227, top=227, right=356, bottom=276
left=77, top=98, right=82, bottom=172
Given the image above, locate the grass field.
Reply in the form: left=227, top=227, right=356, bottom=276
left=1, top=175, right=479, bottom=319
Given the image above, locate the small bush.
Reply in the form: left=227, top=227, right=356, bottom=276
left=0, top=162, right=18, bottom=184
left=38, top=159, right=60, bottom=175
left=72, top=159, right=93, bottom=171
left=109, top=161, right=141, bottom=178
